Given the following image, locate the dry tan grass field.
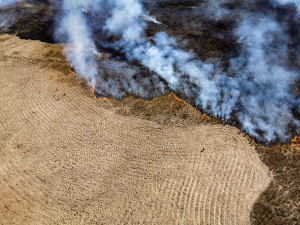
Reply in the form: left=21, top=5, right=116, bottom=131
left=0, top=34, right=271, bottom=224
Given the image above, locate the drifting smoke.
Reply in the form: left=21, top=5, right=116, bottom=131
left=140, top=12, right=161, bottom=24
left=0, top=12, right=14, bottom=28
left=102, top=0, right=220, bottom=115
left=4, top=0, right=298, bottom=143
left=54, top=0, right=169, bottom=99
left=0, top=0, right=20, bottom=29
left=99, top=0, right=300, bottom=142
left=55, top=0, right=102, bottom=85
left=229, top=18, right=300, bottom=141
left=54, top=0, right=300, bottom=143
left=0, top=0, right=19, bottom=7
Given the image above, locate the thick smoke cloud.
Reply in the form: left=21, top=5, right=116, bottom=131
left=55, top=0, right=103, bottom=85
left=1, top=0, right=299, bottom=143
left=55, top=0, right=300, bottom=143
left=103, top=0, right=221, bottom=116
left=229, top=18, right=299, bottom=140
left=55, top=0, right=168, bottom=99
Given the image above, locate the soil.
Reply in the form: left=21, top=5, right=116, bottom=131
left=0, top=34, right=271, bottom=224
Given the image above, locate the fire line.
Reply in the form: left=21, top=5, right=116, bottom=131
left=69, top=64, right=300, bottom=149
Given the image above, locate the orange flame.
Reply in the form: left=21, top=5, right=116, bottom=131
left=91, top=85, right=97, bottom=100
left=171, top=93, right=211, bottom=119
left=69, top=64, right=76, bottom=76
left=261, top=136, right=300, bottom=149
left=69, top=64, right=299, bottom=149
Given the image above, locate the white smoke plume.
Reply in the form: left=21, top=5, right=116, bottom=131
left=0, top=0, right=19, bottom=7
left=104, top=0, right=220, bottom=115
left=229, top=18, right=299, bottom=141
left=140, top=11, right=161, bottom=24
left=55, top=0, right=103, bottom=85
left=104, top=0, right=147, bottom=44
left=55, top=0, right=300, bottom=143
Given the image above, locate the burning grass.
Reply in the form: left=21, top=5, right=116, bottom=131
left=5, top=0, right=300, bottom=147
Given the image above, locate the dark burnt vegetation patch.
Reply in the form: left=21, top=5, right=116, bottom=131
left=141, top=0, right=300, bottom=148
left=146, top=0, right=204, bottom=9
left=1, top=0, right=58, bottom=43
left=252, top=144, right=300, bottom=224
left=143, top=0, right=242, bottom=72
left=93, top=60, right=172, bottom=101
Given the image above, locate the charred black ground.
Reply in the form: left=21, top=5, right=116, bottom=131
left=252, top=144, right=300, bottom=224
left=1, top=0, right=58, bottom=43
left=2, top=0, right=300, bottom=147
